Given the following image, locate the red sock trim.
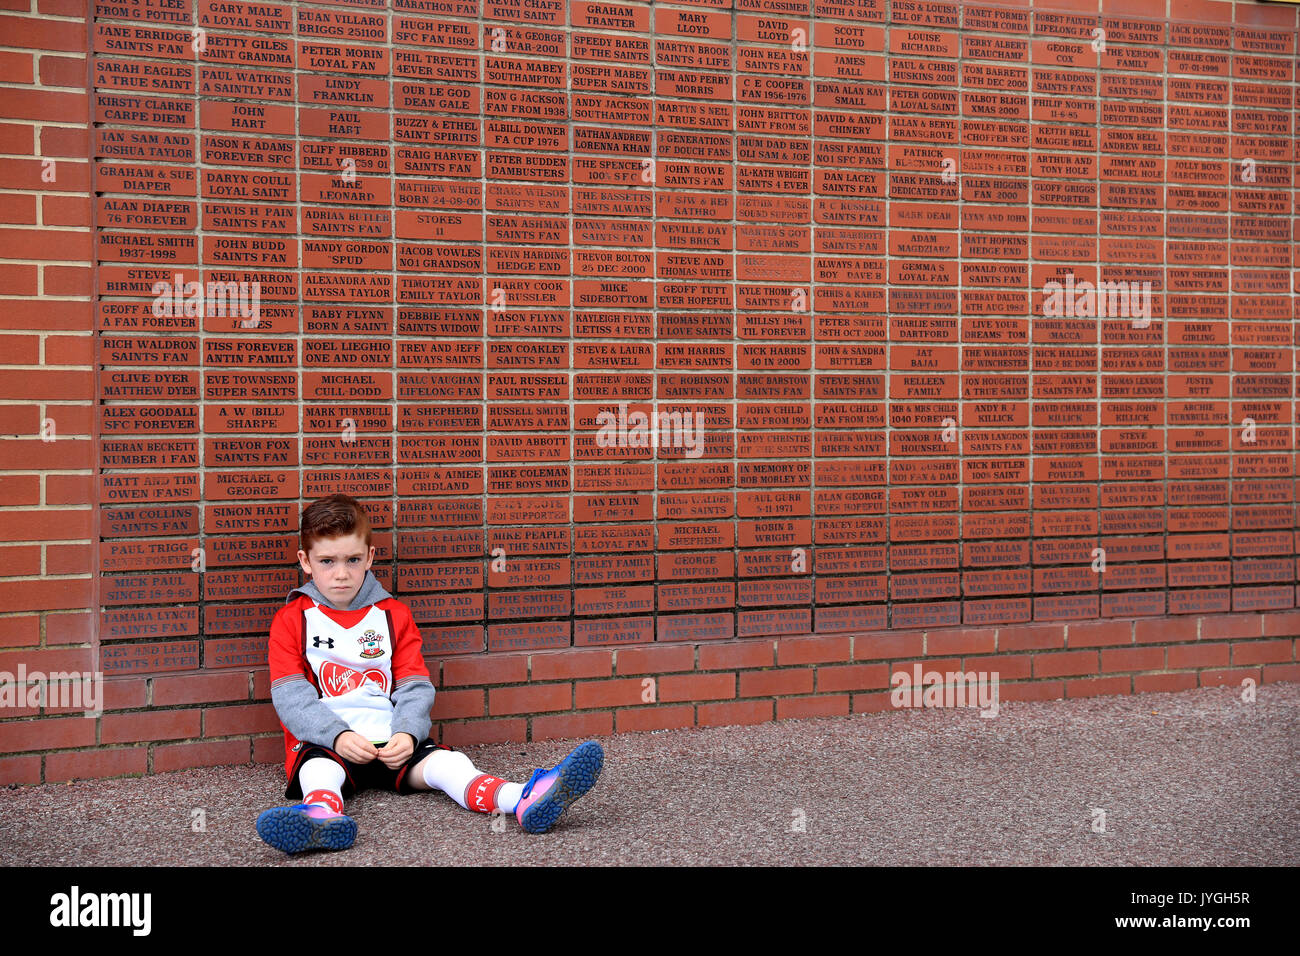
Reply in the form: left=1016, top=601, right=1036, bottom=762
left=465, top=774, right=506, bottom=814
left=303, top=789, right=344, bottom=814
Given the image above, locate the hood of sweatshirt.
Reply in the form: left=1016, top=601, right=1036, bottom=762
left=286, top=569, right=393, bottom=611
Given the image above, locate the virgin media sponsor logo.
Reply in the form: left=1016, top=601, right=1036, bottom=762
left=319, top=661, right=388, bottom=696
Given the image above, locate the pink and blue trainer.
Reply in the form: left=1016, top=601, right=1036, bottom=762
left=256, top=804, right=357, bottom=853
left=515, top=741, right=604, bottom=834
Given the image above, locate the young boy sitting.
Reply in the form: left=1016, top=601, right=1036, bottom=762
left=256, top=493, right=603, bottom=853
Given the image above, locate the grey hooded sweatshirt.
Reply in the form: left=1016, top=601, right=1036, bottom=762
left=271, top=570, right=437, bottom=752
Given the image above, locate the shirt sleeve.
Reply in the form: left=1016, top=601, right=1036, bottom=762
left=386, top=600, right=436, bottom=743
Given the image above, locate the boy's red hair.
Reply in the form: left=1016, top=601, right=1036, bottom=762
left=300, top=493, right=372, bottom=556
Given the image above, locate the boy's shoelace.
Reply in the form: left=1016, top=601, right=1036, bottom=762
left=520, top=767, right=549, bottom=799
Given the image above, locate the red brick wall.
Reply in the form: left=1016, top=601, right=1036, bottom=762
left=1, top=0, right=100, bottom=784
left=2, top=0, right=1299, bottom=784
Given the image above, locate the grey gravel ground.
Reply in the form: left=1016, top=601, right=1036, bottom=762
left=2, top=683, right=1296, bottom=866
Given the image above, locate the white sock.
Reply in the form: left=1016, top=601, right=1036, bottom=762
left=497, top=782, right=524, bottom=814
left=298, top=757, right=346, bottom=813
left=420, top=750, right=522, bottom=814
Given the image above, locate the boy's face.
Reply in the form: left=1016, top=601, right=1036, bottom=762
left=298, top=532, right=374, bottom=609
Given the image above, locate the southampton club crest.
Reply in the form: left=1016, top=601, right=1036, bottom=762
left=357, top=630, right=384, bottom=659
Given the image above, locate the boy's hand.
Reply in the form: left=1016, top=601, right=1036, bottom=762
left=334, top=730, right=378, bottom=764
left=376, top=732, right=416, bottom=769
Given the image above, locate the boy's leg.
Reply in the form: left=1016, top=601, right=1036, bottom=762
left=402, top=739, right=605, bottom=834
left=284, top=744, right=357, bottom=802
left=298, top=756, right=347, bottom=812
left=403, top=742, right=524, bottom=815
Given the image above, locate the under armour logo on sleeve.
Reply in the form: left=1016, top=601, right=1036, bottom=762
left=311, top=636, right=334, bottom=649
